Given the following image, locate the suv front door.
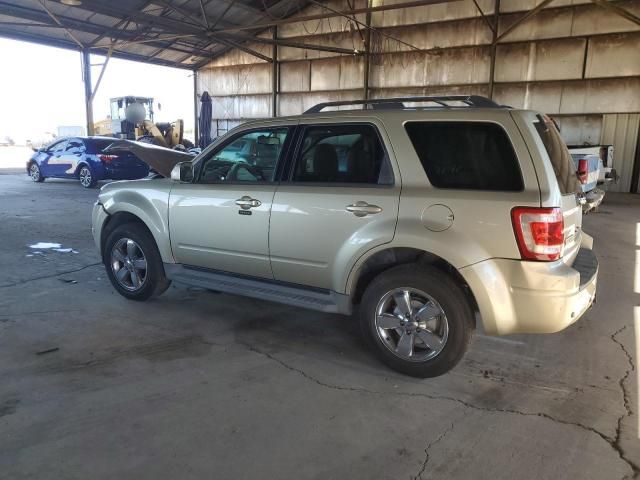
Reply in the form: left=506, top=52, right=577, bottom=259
left=168, top=125, right=293, bottom=278
left=269, top=121, right=401, bottom=291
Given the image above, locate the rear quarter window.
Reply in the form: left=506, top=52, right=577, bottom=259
left=90, top=140, right=117, bottom=153
left=404, top=122, right=523, bottom=191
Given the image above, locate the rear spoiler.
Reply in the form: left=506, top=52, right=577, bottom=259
left=104, top=140, right=194, bottom=177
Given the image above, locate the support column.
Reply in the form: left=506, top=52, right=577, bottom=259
left=488, top=0, right=500, bottom=100
left=363, top=1, right=372, bottom=100
left=630, top=126, right=640, bottom=193
left=193, top=70, right=199, bottom=145
left=272, top=26, right=278, bottom=118
left=81, top=49, right=94, bottom=136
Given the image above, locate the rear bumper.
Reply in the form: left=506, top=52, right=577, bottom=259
left=584, top=188, right=605, bottom=212
left=103, top=165, right=149, bottom=180
left=459, top=237, right=598, bottom=335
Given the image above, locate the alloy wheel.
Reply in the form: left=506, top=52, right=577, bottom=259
left=374, top=287, right=449, bottom=362
left=110, top=238, right=148, bottom=291
left=79, top=167, right=92, bottom=187
left=30, top=164, right=40, bottom=181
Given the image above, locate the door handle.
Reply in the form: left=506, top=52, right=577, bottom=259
left=346, top=201, right=383, bottom=217
left=235, top=196, right=262, bottom=210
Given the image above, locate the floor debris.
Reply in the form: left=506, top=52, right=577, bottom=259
left=35, top=347, right=59, bottom=356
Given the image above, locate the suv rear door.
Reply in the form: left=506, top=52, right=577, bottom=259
left=268, top=120, right=400, bottom=291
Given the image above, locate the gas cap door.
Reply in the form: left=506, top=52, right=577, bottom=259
left=421, top=204, right=454, bottom=232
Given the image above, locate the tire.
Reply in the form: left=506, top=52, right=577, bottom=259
left=359, top=265, right=474, bottom=378
left=29, top=162, right=45, bottom=182
left=103, top=222, right=171, bottom=301
left=78, top=165, right=97, bottom=188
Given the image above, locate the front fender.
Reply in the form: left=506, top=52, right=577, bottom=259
left=100, top=180, right=174, bottom=263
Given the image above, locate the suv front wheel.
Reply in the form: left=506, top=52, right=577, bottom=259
left=104, top=223, right=171, bottom=301
left=360, top=265, right=474, bottom=377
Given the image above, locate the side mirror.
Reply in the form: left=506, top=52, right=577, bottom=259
left=170, top=161, right=194, bottom=182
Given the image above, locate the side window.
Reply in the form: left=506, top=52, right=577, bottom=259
left=47, top=140, right=67, bottom=154
left=291, top=124, right=392, bottom=185
left=54, top=140, right=68, bottom=154
left=404, top=122, right=523, bottom=191
left=65, top=139, right=85, bottom=155
left=198, top=128, right=289, bottom=183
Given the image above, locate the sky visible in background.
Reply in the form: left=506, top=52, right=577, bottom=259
left=0, top=38, right=195, bottom=144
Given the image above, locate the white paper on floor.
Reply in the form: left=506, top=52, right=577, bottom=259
left=29, top=242, right=62, bottom=249
left=28, top=243, right=78, bottom=254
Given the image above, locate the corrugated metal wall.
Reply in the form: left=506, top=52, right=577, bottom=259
left=196, top=0, right=640, bottom=190
left=602, top=113, right=640, bottom=193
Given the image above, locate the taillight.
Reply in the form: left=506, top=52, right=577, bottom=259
left=577, top=158, right=588, bottom=184
left=99, top=154, right=118, bottom=163
left=511, top=207, right=564, bottom=261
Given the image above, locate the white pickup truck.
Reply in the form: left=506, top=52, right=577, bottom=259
left=568, top=145, right=616, bottom=212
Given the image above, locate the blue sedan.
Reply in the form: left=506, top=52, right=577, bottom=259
left=27, top=136, right=149, bottom=188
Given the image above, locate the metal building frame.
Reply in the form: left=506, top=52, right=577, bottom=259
left=0, top=0, right=638, bottom=135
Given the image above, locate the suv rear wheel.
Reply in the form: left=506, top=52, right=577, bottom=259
left=104, top=223, right=171, bottom=301
left=360, top=265, right=474, bottom=377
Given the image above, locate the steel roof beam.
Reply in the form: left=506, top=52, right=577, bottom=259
left=0, top=29, right=192, bottom=68
left=590, top=0, right=640, bottom=27
left=0, top=1, right=214, bottom=59
left=36, top=0, right=84, bottom=48
left=495, top=0, right=554, bottom=43
left=209, top=0, right=464, bottom=34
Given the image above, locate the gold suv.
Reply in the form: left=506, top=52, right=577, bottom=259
left=92, top=96, right=598, bottom=377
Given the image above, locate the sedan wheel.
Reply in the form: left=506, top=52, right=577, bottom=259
left=375, top=287, right=449, bottom=362
left=29, top=163, right=44, bottom=182
left=110, top=238, right=148, bottom=291
left=79, top=166, right=95, bottom=188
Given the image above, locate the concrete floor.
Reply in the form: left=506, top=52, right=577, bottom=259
left=0, top=172, right=639, bottom=480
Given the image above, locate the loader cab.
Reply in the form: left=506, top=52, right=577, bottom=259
left=110, top=96, right=155, bottom=139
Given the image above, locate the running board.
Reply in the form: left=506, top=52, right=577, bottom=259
left=164, top=264, right=352, bottom=315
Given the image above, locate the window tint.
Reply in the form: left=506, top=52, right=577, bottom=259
left=47, top=140, right=67, bottom=153
left=532, top=114, right=580, bottom=195
left=405, top=122, right=523, bottom=191
left=198, top=128, right=289, bottom=183
left=65, top=139, right=85, bottom=154
left=93, top=139, right=117, bottom=152
left=292, top=124, right=392, bottom=185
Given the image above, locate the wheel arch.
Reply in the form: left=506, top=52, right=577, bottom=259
left=348, top=247, right=479, bottom=324
left=100, top=208, right=173, bottom=264
left=74, top=160, right=93, bottom=176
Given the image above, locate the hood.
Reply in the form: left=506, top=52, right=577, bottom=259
left=104, top=140, right=194, bottom=177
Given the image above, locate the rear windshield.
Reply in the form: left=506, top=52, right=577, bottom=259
left=532, top=115, right=581, bottom=195
left=90, top=139, right=117, bottom=153
left=404, top=122, right=523, bottom=191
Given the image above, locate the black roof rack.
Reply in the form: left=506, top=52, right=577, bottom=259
left=304, top=95, right=503, bottom=114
